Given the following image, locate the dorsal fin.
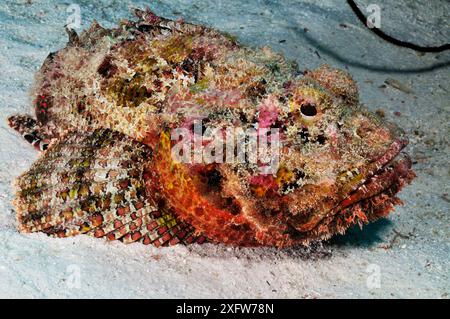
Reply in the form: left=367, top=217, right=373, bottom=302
left=65, top=26, right=80, bottom=46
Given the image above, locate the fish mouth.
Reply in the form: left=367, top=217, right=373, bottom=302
left=336, top=138, right=412, bottom=210
left=294, top=138, right=415, bottom=237
left=332, top=150, right=413, bottom=217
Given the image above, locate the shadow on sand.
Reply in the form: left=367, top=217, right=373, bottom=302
left=184, top=218, right=392, bottom=261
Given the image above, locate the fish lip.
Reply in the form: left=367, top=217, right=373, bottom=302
left=337, top=151, right=412, bottom=208
left=347, top=137, right=409, bottom=194
left=294, top=137, right=411, bottom=233
left=330, top=137, right=412, bottom=217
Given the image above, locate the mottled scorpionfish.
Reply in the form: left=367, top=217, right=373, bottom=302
left=8, top=8, right=415, bottom=248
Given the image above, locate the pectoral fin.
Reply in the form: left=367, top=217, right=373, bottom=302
left=13, top=128, right=206, bottom=246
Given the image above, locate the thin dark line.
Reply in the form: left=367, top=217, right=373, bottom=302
left=347, top=0, right=450, bottom=53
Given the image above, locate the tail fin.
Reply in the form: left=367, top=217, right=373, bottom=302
left=8, top=114, right=49, bottom=151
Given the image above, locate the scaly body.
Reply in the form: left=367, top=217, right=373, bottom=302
left=8, top=8, right=414, bottom=248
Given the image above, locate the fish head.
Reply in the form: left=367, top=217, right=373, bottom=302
left=149, top=63, right=415, bottom=247
left=258, top=65, right=414, bottom=239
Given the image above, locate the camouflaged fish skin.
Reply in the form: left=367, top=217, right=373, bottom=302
left=14, top=128, right=205, bottom=246
left=8, top=8, right=415, bottom=248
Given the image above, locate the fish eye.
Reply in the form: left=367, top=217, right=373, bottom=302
left=300, top=103, right=317, bottom=117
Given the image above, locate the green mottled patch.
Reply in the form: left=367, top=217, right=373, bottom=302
left=107, top=74, right=150, bottom=108
left=189, top=78, right=209, bottom=93
left=158, top=35, right=194, bottom=64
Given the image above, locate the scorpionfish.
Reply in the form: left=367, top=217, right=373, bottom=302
left=8, top=8, right=415, bottom=248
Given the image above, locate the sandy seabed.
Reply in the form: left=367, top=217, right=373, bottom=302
left=0, top=0, right=448, bottom=298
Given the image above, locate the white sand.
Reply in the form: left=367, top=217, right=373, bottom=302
left=0, top=0, right=448, bottom=298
